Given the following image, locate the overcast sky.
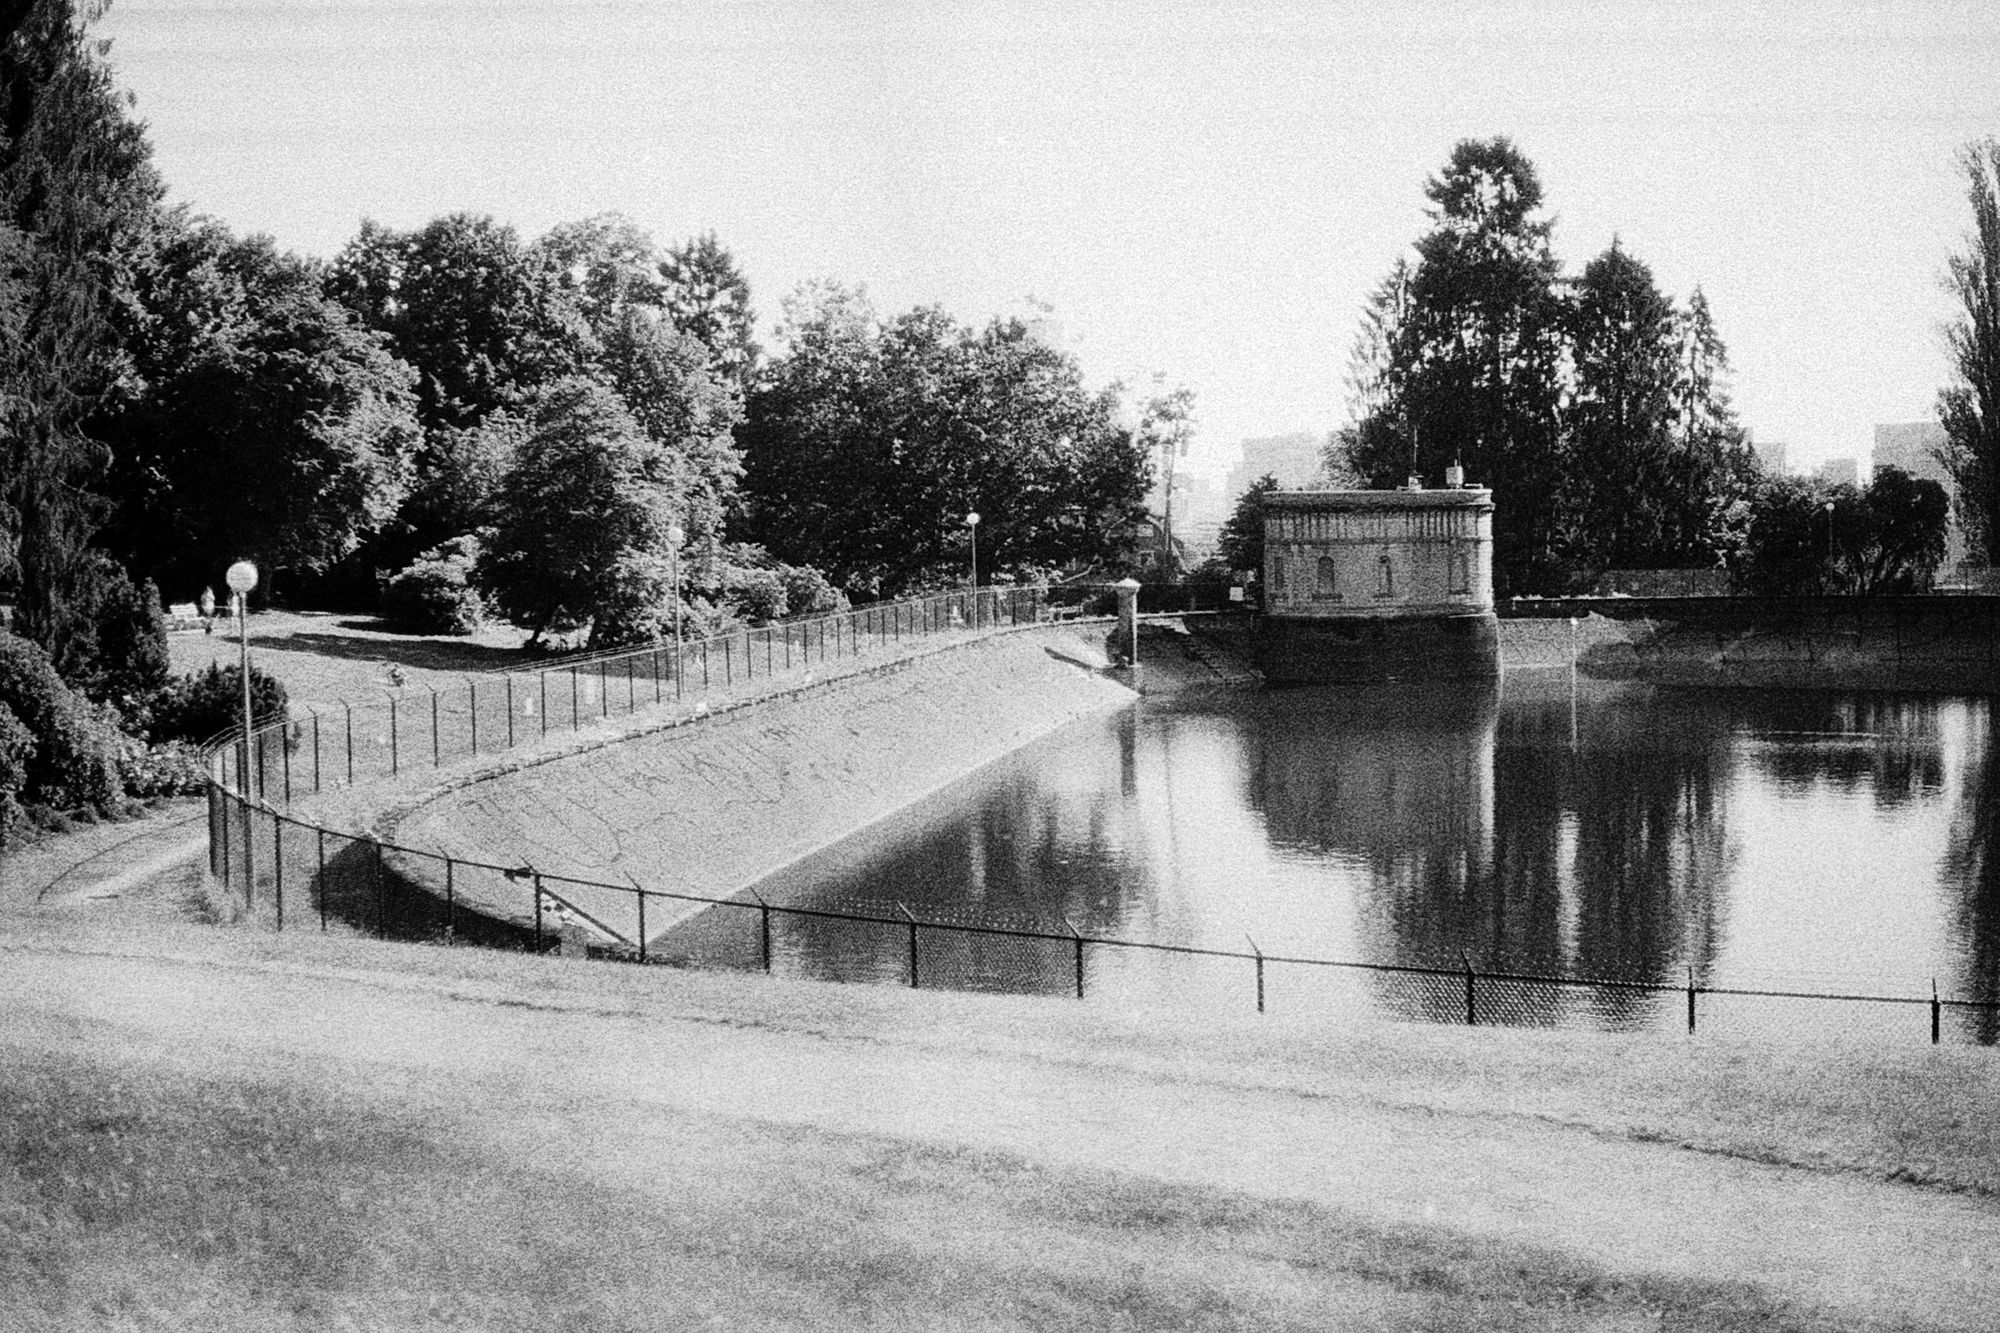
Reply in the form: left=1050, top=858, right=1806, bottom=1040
left=100, top=0, right=1998, bottom=478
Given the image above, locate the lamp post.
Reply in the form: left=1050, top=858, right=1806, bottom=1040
left=226, top=561, right=258, bottom=782
left=667, top=522, right=685, bottom=662
left=965, top=511, right=980, bottom=628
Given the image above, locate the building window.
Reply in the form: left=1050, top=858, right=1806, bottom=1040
left=1270, top=554, right=1287, bottom=595
left=1449, top=547, right=1471, bottom=595
left=1315, top=556, right=1339, bottom=599
left=1375, top=551, right=1395, bottom=599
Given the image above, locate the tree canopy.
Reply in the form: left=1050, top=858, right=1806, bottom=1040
left=1940, top=137, right=2000, bottom=562
left=1339, top=137, right=1756, bottom=594
left=740, top=285, right=1149, bottom=596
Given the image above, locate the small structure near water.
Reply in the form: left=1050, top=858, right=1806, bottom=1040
left=1258, top=485, right=1499, bottom=683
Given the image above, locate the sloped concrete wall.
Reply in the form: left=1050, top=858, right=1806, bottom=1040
left=381, top=626, right=1136, bottom=943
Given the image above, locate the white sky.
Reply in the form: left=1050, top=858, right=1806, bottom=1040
left=99, top=0, right=1999, bottom=478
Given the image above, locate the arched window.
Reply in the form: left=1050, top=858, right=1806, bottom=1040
left=1315, top=556, right=1338, bottom=599
left=1270, top=554, right=1287, bottom=594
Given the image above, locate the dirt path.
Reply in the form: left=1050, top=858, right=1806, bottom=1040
left=5, top=930, right=1995, bottom=1330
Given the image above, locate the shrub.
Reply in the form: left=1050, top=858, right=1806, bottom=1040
left=775, top=563, right=849, bottom=618
left=719, top=566, right=787, bottom=624
left=0, top=631, right=124, bottom=813
left=117, top=736, right=209, bottom=799
left=146, top=663, right=290, bottom=748
left=0, top=702, right=30, bottom=849
left=383, top=535, right=487, bottom=635
left=88, top=569, right=171, bottom=703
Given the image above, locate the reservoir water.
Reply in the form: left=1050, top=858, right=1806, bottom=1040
left=726, top=669, right=2000, bottom=1042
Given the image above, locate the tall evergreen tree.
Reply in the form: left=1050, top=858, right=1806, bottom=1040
left=660, top=231, right=759, bottom=394
left=1346, top=138, right=1570, bottom=594
left=1940, top=137, right=2000, bottom=561
left=0, top=0, right=160, bottom=672
left=1566, top=239, right=1679, bottom=571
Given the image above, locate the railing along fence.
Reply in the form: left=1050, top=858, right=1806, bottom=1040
left=202, top=585, right=2000, bottom=1046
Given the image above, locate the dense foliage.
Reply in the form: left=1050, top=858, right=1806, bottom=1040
left=740, top=284, right=1151, bottom=597
left=1939, top=137, right=2000, bottom=562
left=382, top=536, right=486, bottom=635
left=1340, top=138, right=1756, bottom=595
left=1217, top=474, right=1281, bottom=575
left=1729, top=468, right=1949, bottom=596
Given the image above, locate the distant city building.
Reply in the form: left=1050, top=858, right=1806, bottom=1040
left=1874, top=421, right=1968, bottom=571
left=1752, top=438, right=1789, bottom=477
left=1873, top=421, right=1949, bottom=484
left=1814, top=457, right=1859, bottom=488
left=1225, top=431, right=1325, bottom=500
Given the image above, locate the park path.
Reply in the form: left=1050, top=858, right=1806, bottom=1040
left=3, top=931, right=1996, bottom=1331
left=0, top=800, right=206, bottom=914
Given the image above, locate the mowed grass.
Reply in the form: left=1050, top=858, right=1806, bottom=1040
left=2, top=1038, right=1891, bottom=1333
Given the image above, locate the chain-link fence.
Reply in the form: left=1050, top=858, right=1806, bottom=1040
left=200, top=583, right=2000, bottom=1046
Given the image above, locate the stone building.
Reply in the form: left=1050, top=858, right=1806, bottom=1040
left=1258, top=487, right=1498, bottom=683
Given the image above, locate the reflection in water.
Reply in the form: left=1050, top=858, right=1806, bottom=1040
left=1939, top=702, right=2000, bottom=1042
left=728, top=675, right=1995, bottom=1038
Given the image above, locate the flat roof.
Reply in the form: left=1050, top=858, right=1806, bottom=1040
left=1265, top=488, right=1492, bottom=511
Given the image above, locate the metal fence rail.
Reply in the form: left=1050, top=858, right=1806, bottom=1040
left=200, top=585, right=2000, bottom=1046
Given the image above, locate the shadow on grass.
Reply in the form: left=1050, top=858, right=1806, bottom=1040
left=247, top=629, right=526, bottom=674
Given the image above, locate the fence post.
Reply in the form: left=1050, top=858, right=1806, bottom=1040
left=389, top=695, right=400, bottom=775
left=310, top=710, right=322, bottom=794
left=444, top=855, right=456, bottom=941
left=600, top=661, right=610, bottom=718
left=1686, top=967, right=1697, bottom=1035
left=725, top=636, right=733, bottom=686
left=468, top=679, right=478, bottom=756
left=344, top=703, right=354, bottom=786
left=1065, top=916, right=1085, bottom=1000
left=900, top=902, right=919, bottom=988
left=539, top=671, right=548, bottom=738
left=702, top=638, right=710, bottom=690
left=635, top=881, right=647, bottom=964
left=372, top=839, right=386, bottom=938
left=627, top=655, right=635, bottom=712
left=240, top=788, right=254, bottom=911
left=1248, top=935, right=1265, bottom=1014
left=1933, top=978, right=1942, bottom=1045
left=218, top=785, right=230, bottom=890
left=755, top=893, right=773, bottom=973
left=1463, top=951, right=1477, bottom=1026
left=273, top=813, right=283, bottom=931
left=281, top=725, right=292, bottom=804
left=570, top=667, right=580, bottom=731
left=430, top=689, right=441, bottom=767
left=532, top=870, right=545, bottom=952
left=766, top=627, right=773, bottom=677
left=652, top=648, right=661, bottom=705
left=316, top=826, right=327, bottom=932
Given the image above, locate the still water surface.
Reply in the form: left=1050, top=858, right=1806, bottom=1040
left=734, top=670, right=2000, bottom=1040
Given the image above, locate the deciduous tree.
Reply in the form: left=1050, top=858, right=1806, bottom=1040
left=1939, top=137, right=2000, bottom=561
left=741, top=285, right=1148, bottom=596
left=481, top=377, right=683, bottom=646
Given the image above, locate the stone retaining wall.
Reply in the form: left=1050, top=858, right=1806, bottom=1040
left=1499, top=596, right=2000, bottom=691
left=380, top=625, right=1136, bottom=944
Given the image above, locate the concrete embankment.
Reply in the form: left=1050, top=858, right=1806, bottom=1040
left=1501, top=595, right=2000, bottom=691
left=380, top=625, right=1138, bottom=943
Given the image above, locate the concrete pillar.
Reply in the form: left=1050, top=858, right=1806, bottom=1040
left=1114, top=577, right=1142, bottom=666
